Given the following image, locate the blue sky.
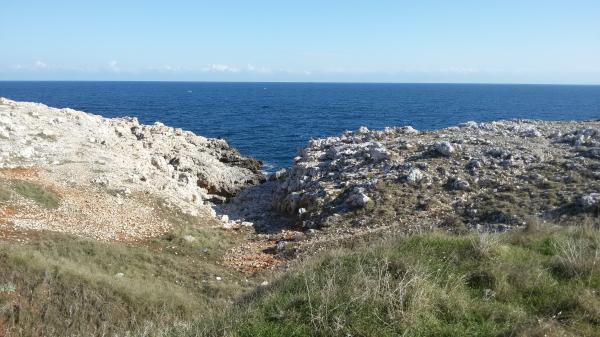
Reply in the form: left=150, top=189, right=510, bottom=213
left=1, top=0, right=599, bottom=83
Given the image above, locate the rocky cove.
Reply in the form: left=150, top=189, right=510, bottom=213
left=1, top=97, right=599, bottom=253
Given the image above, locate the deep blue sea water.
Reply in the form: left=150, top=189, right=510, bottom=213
left=1, top=81, right=599, bottom=171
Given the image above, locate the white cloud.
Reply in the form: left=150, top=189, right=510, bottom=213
left=34, top=60, right=47, bottom=68
left=275, top=68, right=313, bottom=75
left=161, top=65, right=178, bottom=72
left=202, top=64, right=240, bottom=73
left=246, top=64, right=272, bottom=74
left=145, top=65, right=182, bottom=73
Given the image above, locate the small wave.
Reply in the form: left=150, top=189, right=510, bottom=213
left=261, top=163, right=277, bottom=175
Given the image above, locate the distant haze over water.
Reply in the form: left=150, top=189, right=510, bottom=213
left=1, top=82, right=599, bottom=171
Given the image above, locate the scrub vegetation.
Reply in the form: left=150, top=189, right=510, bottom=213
left=2, top=223, right=599, bottom=336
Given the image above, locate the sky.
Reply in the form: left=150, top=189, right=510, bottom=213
left=0, top=0, right=599, bottom=83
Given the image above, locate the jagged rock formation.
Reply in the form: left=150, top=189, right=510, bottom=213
left=2, top=97, right=599, bottom=242
left=269, top=120, right=600, bottom=232
left=0, top=97, right=264, bottom=240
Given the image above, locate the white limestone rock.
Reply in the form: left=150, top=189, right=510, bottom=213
left=19, top=147, right=35, bottom=159
left=407, top=168, right=424, bottom=184
left=579, top=193, right=600, bottom=208
left=0, top=97, right=264, bottom=221
left=431, top=141, right=455, bottom=156
left=347, top=189, right=371, bottom=208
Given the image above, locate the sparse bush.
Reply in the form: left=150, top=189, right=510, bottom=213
left=470, top=232, right=500, bottom=259
left=550, top=235, right=599, bottom=279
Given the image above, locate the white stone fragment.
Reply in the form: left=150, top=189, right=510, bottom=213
left=407, top=168, right=424, bottom=183
left=19, top=147, right=35, bottom=159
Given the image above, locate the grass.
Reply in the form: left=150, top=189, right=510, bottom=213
left=11, top=180, right=61, bottom=209
left=1, top=189, right=599, bottom=337
left=172, top=225, right=600, bottom=337
left=0, top=211, right=253, bottom=337
left=0, top=185, right=12, bottom=202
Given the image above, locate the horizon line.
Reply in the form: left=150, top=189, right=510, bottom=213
left=0, top=80, right=599, bottom=86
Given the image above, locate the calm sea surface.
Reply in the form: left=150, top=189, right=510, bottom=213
left=1, top=81, right=599, bottom=171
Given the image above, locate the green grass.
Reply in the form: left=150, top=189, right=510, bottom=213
left=11, top=180, right=61, bottom=209
left=0, top=185, right=12, bottom=202
left=0, top=220, right=253, bottom=337
left=1, top=207, right=599, bottom=336
left=174, top=225, right=600, bottom=337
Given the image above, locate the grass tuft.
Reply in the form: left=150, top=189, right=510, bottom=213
left=11, top=180, right=61, bottom=209
left=0, top=185, right=12, bottom=202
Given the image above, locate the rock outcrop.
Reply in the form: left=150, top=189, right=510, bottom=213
left=2, top=97, right=599, bottom=242
left=0, top=97, right=264, bottom=240
left=268, top=119, right=600, bottom=232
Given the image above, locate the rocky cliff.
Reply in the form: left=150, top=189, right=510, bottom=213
left=2, top=97, right=598, bottom=243
left=265, top=119, right=600, bottom=236
left=0, top=97, right=263, bottom=240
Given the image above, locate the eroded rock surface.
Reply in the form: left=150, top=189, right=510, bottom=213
left=266, top=120, right=600, bottom=234
left=0, top=97, right=264, bottom=240
left=2, top=97, right=600, bottom=245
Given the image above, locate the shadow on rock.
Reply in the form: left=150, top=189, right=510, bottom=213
left=215, top=181, right=296, bottom=234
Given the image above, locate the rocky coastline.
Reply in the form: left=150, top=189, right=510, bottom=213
left=0, top=98, right=263, bottom=240
left=269, top=119, right=600, bottom=232
left=1, top=97, right=599, bottom=242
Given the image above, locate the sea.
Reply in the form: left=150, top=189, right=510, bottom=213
left=1, top=81, right=599, bottom=172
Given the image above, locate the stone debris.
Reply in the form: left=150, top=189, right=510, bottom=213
left=346, top=189, right=371, bottom=208
left=2, top=97, right=600, bottom=259
left=449, top=177, right=470, bottom=191
left=0, top=98, right=264, bottom=240
left=19, top=147, right=35, bottom=159
left=578, top=193, right=600, bottom=208
left=430, top=141, right=455, bottom=157
left=406, top=168, right=424, bottom=184
left=266, top=119, right=600, bottom=233
left=223, top=239, right=288, bottom=274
